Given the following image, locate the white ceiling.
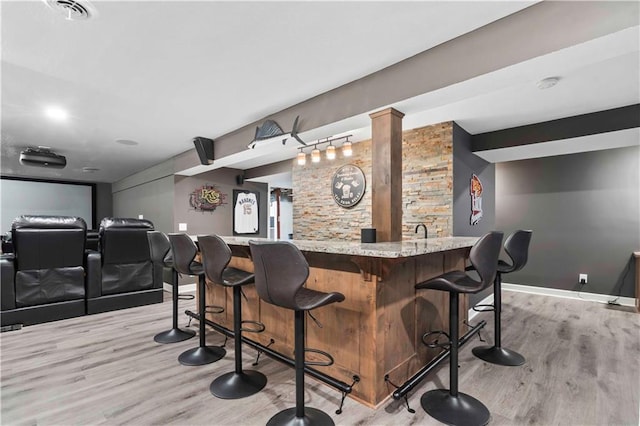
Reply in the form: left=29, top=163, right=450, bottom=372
left=1, top=1, right=638, bottom=186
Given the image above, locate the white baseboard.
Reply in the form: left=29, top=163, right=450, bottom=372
left=502, top=282, right=635, bottom=307
left=467, top=282, right=635, bottom=319
left=162, top=283, right=196, bottom=293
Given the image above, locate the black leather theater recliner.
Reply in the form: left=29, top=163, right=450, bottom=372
left=1, top=215, right=95, bottom=327
left=86, top=218, right=163, bottom=314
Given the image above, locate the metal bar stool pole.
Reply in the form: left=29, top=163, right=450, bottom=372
left=154, top=268, right=196, bottom=343
left=177, top=273, right=226, bottom=365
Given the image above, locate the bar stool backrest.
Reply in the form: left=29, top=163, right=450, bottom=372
left=198, top=235, right=232, bottom=285
left=148, top=231, right=172, bottom=268
left=249, top=240, right=309, bottom=310
left=469, top=231, right=504, bottom=291
left=168, top=233, right=199, bottom=275
left=502, top=230, right=533, bottom=273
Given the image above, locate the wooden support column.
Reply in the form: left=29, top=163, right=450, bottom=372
left=369, top=107, right=404, bottom=242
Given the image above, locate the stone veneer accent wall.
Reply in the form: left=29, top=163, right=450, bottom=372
left=292, top=140, right=373, bottom=241
left=293, top=121, right=453, bottom=241
left=402, top=121, right=453, bottom=239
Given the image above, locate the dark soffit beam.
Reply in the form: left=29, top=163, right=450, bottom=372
left=471, top=104, right=640, bottom=152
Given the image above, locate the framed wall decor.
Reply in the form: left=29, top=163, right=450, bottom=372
left=331, top=164, right=366, bottom=209
left=189, top=184, right=227, bottom=213
left=470, top=174, right=483, bottom=225
left=233, top=190, right=260, bottom=235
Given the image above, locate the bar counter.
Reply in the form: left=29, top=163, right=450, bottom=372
left=199, top=236, right=478, bottom=408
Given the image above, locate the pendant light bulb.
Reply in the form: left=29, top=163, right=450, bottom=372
left=297, top=151, right=306, bottom=166
left=326, top=144, right=336, bottom=160
left=311, top=147, right=321, bottom=163
left=342, top=140, right=352, bottom=157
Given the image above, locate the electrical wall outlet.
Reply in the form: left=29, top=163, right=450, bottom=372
left=178, top=223, right=187, bottom=231
left=579, top=274, right=588, bottom=284
left=138, top=214, right=144, bottom=219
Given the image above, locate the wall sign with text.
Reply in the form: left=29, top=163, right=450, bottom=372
left=470, top=174, right=483, bottom=225
left=331, top=164, right=366, bottom=209
left=189, top=184, right=227, bottom=213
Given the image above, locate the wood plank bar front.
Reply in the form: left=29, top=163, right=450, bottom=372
left=201, top=242, right=471, bottom=408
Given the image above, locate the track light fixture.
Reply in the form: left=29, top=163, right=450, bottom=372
left=295, top=134, right=353, bottom=166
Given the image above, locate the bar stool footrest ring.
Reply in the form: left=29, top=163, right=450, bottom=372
left=205, top=304, right=225, bottom=314
left=240, top=319, right=266, bottom=334
left=421, top=330, right=451, bottom=349
left=303, top=348, right=334, bottom=367
left=472, top=303, right=495, bottom=313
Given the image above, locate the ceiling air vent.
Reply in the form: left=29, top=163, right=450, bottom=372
left=44, top=0, right=96, bottom=21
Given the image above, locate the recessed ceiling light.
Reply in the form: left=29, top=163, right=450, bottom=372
left=45, top=106, right=69, bottom=121
left=82, top=167, right=100, bottom=173
left=536, top=77, right=560, bottom=90
left=115, top=139, right=139, bottom=146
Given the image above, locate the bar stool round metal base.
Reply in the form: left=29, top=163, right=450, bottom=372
left=266, top=407, right=334, bottom=426
left=154, top=328, right=196, bottom=344
left=472, top=345, right=525, bottom=366
left=421, top=389, right=490, bottom=426
left=210, top=370, right=267, bottom=399
left=178, top=346, right=226, bottom=366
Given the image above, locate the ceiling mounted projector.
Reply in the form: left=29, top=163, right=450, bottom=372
left=19, top=147, right=67, bottom=169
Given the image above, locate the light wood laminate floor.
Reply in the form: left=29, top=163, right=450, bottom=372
left=1, top=291, right=638, bottom=425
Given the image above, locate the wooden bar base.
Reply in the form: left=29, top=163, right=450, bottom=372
left=202, top=245, right=470, bottom=408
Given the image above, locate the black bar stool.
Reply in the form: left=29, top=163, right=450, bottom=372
left=168, top=233, right=226, bottom=366
left=415, top=231, right=503, bottom=426
left=148, top=231, right=196, bottom=344
left=250, top=240, right=345, bottom=426
left=472, top=229, right=532, bottom=366
left=198, top=235, right=267, bottom=399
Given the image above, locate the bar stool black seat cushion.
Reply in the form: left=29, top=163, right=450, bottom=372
left=414, top=231, right=503, bottom=426
left=198, top=235, right=253, bottom=287
left=148, top=231, right=173, bottom=269
left=199, top=234, right=266, bottom=399
left=149, top=231, right=196, bottom=344
left=250, top=239, right=344, bottom=425
left=168, top=233, right=203, bottom=276
left=497, top=230, right=532, bottom=274
left=417, top=232, right=503, bottom=294
left=169, top=233, right=226, bottom=366
left=471, top=229, right=531, bottom=367
left=250, top=240, right=345, bottom=311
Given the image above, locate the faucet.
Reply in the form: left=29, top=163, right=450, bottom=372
left=415, top=223, right=427, bottom=239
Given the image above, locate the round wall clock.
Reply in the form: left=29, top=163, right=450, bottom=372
left=331, top=164, right=366, bottom=208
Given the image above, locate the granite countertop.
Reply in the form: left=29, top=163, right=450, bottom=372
left=213, top=235, right=479, bottom=258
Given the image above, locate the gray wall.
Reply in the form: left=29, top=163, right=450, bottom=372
left=95, top=182, right=113, bottom=228
left=112, top=160, right=175, bottom=233
left=495, top=145, right=639, bottom=298
left=112, top=176, right=174, bottom=233
left=453, top=123, right=496, bottom=237
left=174, top=168, right=268, bottom=237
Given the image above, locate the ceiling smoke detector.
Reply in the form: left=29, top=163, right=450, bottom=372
left=536, top=76, right=560, bottom=90
left=43, top=0, right=97, bottom=21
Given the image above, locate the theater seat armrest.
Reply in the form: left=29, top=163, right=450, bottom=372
left=85, top=250, right=102, bottom=298
left=1, top=254, right=16, bottom=310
